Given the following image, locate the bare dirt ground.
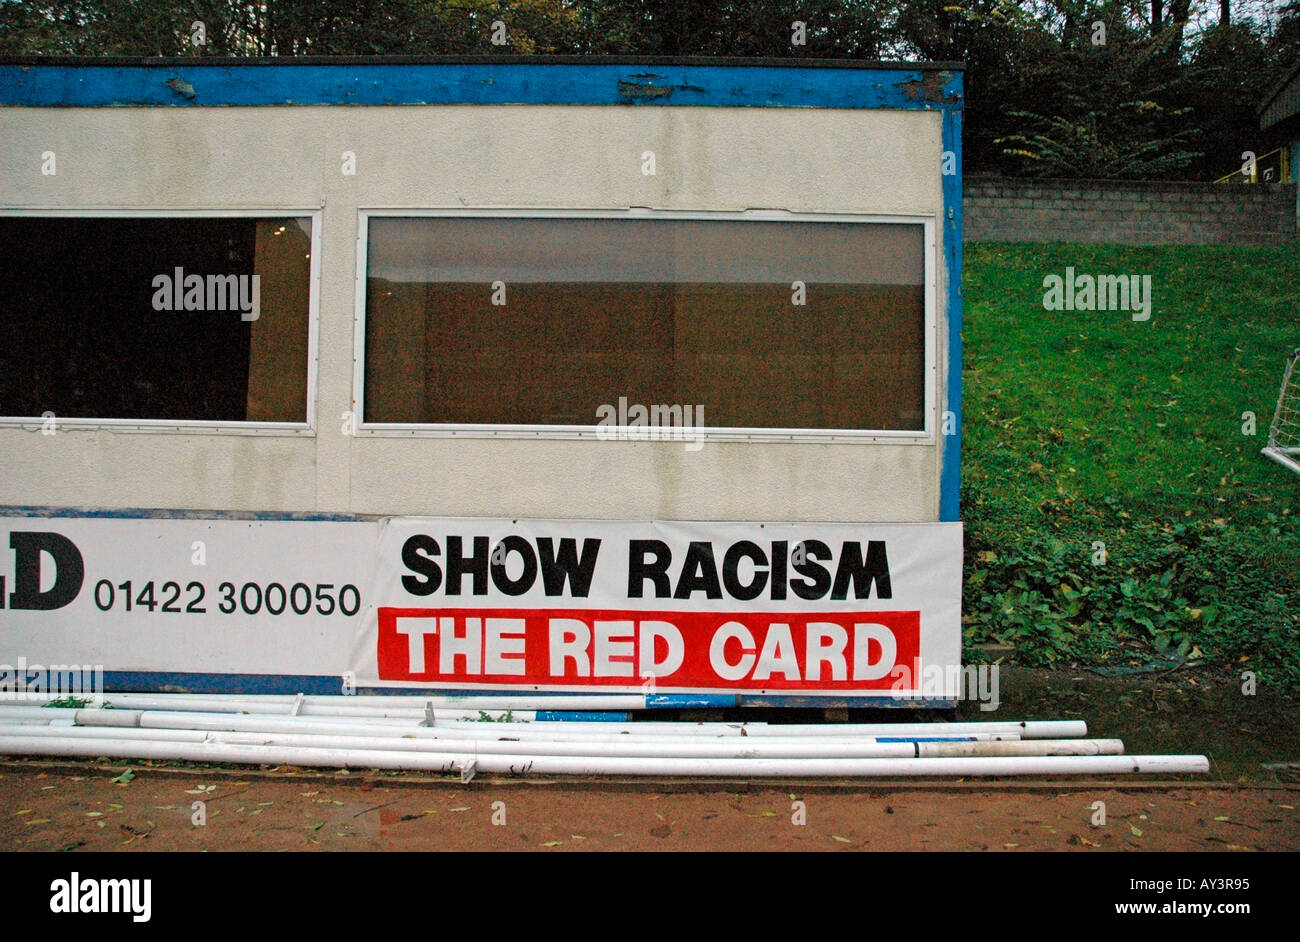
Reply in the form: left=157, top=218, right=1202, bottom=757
left=2, top=767, right=1297, bottom=852
left=2, top=668, right=1298, bottom=852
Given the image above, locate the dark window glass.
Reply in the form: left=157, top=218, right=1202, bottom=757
left=0, top=216, right=312, bottom=422
left=364, top=217, right=927, bottom=431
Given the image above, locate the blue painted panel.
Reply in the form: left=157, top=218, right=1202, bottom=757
left=646, top=694, right=739, bottom=709
left=534, top=710, right=629, bottom=722
left=876, top=736, right=975, bottom=742
left=0, top=62, right=962, bottom=111
left=100, top=670, right=343, bottom=695
left=737, top=695, right=957, bottom=709
left=939, top=104, right=964, bottom=522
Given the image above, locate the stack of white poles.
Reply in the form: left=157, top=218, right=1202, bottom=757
left=0, top=694, right=1210, bottom=779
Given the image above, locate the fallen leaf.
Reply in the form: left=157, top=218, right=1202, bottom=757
left=307, top=821, right=325, bottom=831
left=831, top=835, right=852, bottom=843
left=1130, top=824, right=1143, bottom=837
left=1003, top=842, right=1019, bottom=848
left=111, top=770, right=134, bottom=785
left=1214, top=816, right=1230, bottom=822
left=85, top=812, right=103, bottom=818
left=541, top=840, right=563, bottom=847
left=28, top=819, right=52, bottom=825
left=13, top=809, right=31, bottom=816
left=448, top=807, right=469, bottom=812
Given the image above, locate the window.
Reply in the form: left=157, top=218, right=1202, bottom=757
left=361, top=213, right=931, bottom=436
left=0, top=214, right=314, bottom=427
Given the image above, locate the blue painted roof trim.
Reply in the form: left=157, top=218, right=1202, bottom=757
left=0, top=505, right=378, bottom=521
left=0, top=60, right=962, bottom=110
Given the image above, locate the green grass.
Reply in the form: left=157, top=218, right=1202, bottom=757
left=961, top=242, right=1300, bottom=688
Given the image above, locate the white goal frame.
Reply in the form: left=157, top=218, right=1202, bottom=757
left=1263, top=347, right=1300, bottom=476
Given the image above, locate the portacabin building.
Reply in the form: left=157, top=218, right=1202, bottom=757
left=0, top=57, right=966, bottom=707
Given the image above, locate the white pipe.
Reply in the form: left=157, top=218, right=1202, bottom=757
left=0, top=704, right=1081, bottom=740
left=0, top=722, right=1115, bottom=759
left=0, top=734, right=1208, bottom=777
left=24, top=693, right=656, bottom=711
left=9, top=709, right=1020, bottom=746
left=0, top=697, right=572, bottom=721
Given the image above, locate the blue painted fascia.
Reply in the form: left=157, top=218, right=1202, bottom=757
left=939, top=103, right=964, bottom=523
left=0, top=60, right=963, bottom=111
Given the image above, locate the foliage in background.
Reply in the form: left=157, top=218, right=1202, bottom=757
left=1, top=1, right=1298, bottom=179
left=962, top=242, right=1300, bottom=690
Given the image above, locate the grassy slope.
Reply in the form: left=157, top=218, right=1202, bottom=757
left=961, top=242, right=1300, bottom=686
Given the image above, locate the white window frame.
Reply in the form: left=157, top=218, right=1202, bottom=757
left=354, top=208, right=938, bottom=445
left=0, top=208, right=322, bottom=436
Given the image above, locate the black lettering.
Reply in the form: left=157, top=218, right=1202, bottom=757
left=673, top=541, right=722, bottom=600
left=400, top=535, right=442, bottom=596
left=8, top=531, right=84, bottom=610
left=770, top=540, right=787, bottom=600
left=628, top=540, right=671, bottom=598
left=722, top=541, right=768, bottom=601
left=790, top=539, right=831, bottom=600
left=537, top=537, right=600, bottom=597
left=831, top=540, right=892, bottom=600
left=446, top=535, right=490, bottom=595
left=490, top=536, right=538, bottom=596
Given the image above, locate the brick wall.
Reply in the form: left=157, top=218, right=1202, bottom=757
left=963, top=176, right=1298, bottom=245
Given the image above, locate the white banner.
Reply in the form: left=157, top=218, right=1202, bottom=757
left=0, top=516, right=961, bottom=698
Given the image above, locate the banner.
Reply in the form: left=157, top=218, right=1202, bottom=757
left=0, top=516, right=961, bottom=698
left=0, top=518, right=377, bottom=679
left=355, top=518, right=962, bottom=697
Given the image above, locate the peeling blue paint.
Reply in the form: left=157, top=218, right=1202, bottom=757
left=646, top=694, right=739, bottom=709
left=0, top=505, right=376, bottom=521
left=940, top=105, right=964, bottom=523
left=738, top=695, right=957, bottom=709
left=0, top=60, right=963, bottom=111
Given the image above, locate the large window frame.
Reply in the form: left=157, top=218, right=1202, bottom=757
left=0, top=208, right=322, bottom=436
left=354, top=208, right=938, bottom=444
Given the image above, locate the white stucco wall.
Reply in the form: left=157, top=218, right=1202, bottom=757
left=0, top=103, right=949, bottom=522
